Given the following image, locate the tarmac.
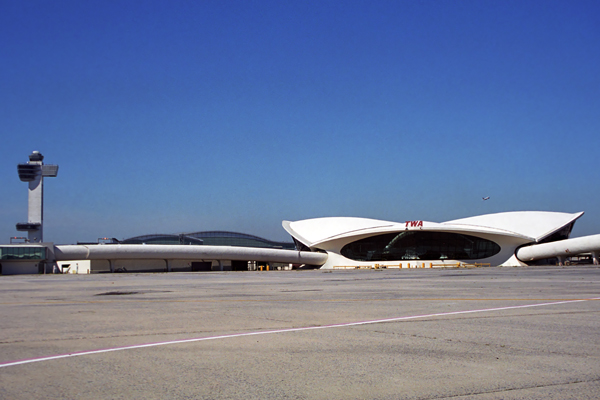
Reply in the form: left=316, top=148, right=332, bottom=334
left=1, top=265, right=599, bottom=399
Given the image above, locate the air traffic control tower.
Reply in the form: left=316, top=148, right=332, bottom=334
left=16, top=151, right=58, bottom=243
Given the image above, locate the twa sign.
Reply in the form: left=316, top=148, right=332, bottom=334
left=405, top=220, right=423, bottom=228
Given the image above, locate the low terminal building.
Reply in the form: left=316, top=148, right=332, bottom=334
left=0, top=243, right=49, bottom=275
left=0, top=231, right=304, bottom=275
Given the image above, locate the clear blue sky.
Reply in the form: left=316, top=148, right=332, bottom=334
left=1, top=0, right=599, bottom=244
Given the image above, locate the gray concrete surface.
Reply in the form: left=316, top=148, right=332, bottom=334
left=1, top=266, right=599, bottom=399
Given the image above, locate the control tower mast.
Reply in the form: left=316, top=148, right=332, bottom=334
left=16, top=151, right=59, bottom=243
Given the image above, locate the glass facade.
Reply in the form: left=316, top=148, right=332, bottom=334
left=0, top=246, right=46, bottom=260
left=341, top=231, right=501, bottom=261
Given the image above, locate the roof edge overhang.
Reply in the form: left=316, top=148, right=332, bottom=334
left=283, top=217, right=398, bottom=248
left=443, top=211, right=584, bottom=242
left=536, top=211, right=584, bottom=242
left=282, top=220, right=312, bottom=248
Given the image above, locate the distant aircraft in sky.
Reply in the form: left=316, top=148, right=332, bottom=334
left=482, top=196, right=490, bottom=201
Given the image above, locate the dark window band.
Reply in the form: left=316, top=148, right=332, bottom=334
left=341, top=231, right=501, bottom=261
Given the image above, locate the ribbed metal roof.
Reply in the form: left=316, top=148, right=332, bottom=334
left=121, top=231, right=295, bottom=249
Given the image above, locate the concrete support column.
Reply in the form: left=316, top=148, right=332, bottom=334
left=592, top=251, right=599, bottom=265
left=218, top=260, right=223, bottom=271
left=108, top=260, right=114, bottom=273
left=165, top=260, right=171, bottom=272
left=27, top=169, right=43, bottom=243
left=557, top=255, right=566, bottom=266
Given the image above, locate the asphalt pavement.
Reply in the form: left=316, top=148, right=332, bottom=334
left=1, top=266, right=599, bottom=399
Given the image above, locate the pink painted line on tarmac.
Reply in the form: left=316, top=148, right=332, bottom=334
left=1, top=297, right=598, bottom=369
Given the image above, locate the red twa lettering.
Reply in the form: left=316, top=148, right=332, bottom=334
left=405, top=220, right=423, bottom=228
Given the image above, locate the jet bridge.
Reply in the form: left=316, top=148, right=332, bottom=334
left=516, top=234, right=600, bottom=266
left=53, top=244, right=328, bottom=272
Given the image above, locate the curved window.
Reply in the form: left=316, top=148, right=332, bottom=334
left=341, top=231, right=501, bottom=261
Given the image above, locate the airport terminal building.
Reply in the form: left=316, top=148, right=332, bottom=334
left=3, top=151, right=600, bottom=274
left=283, top=211, right=600, bottom=269
left=4, top=210, right=600, bottom=275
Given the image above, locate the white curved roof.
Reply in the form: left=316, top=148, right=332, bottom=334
left=283, top=211, right=583, bottom=247
left=443, top=211, right=583, bottom=242
left=283, top=217, right=397, bottom=247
